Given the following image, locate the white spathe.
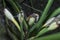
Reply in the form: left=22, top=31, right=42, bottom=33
left=18, top=13, right=24, bottom=23
left=43, top=17, right=55, bottom=27
left=4, top=8, right=21, bottom=31
left=28, top=17, right=35, bottom=25
left=4, top=8, right=14, bottom=21
left=47, top=22, right=58, bottom=30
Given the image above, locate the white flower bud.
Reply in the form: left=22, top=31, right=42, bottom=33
left=4, top=8, right=21, bottom=31
left=47, top=22, right=58, bottom=30
left=18, top=13, right=24, bottom=23
left=27, top=13, right=39, bottom=26
left=18, top=10, right=24, bottom=23
left=33, top=13, right=39, bottom=21
left=28, top=17, right=35, bottom=26
left=56, top=15, right=60, bottom=18
left=4, top=8, right=14, bottom=21
left=43, top=17, right=55, bottom=27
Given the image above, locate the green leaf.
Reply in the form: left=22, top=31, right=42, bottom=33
left=35, top=28, right=48, bottom=38
left=3, top=0, right=6, bottom=8
left=33, top=32, right=60, bottom=40
left=49, top=8, right=60, bottom=18
left=8, top=0, right=20, bottom=13
left=28, top=28, right=48, bottom=40
left=29, top=0, right=54, bottom=33
left=7, top=29, right=19, bottom=40
left=36, top=0, right=54, bottom=28
left=5, top=17, right=21, bottom=40
left=12, top=0, right=22, bottom=11
left=23, top=19, right=28, bottom=31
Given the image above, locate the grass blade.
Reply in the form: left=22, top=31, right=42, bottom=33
left=33, top=32, right=60, bottom=40
left=3, top=0, right=6, bottom=8
left=8, top=0, right=20, bottom=12
left=35, top=28, right=48, bottom=38
left=49, top=8, right=60, bottom=18
left=7, top=29, right=19, bottom=40
left=23, top=19, right=28, bottom=31
left=20, top=23, right=24, bottom=40
left=29, top=0, right=54, bottom=33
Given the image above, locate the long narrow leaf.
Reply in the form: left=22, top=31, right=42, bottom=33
left=49, top=8, right=60, bottom=18
left=3, top=0, right=6, bottom=8
left=7, top=29, right=19, bottom=40
left=8, top=0, right=20, bottom=12
left=35, top=28, right=48, bottom=38
left=33, top=32, right=60, bottom=40
left=28, top=28, right=48, bottom=40
left=29, top=0, right=54, bottom=33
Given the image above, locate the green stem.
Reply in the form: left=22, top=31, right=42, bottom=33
left=20, top=22, right=24, bottom=40
left=24, top=19, right=28, bottom=31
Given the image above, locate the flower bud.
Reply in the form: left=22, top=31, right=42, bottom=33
left=27, top=13, right=39, bottom=26
left=43, top=17, right=55, bottom=27
left=4, top=8, right=14, bottom=21
left=47, top=22, right=58, bottom=30
left=18, top=10, right=24, bottom=23
left=28, top=17, right=35, bottom=25
left=4, top=8, right=21, bottom=32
